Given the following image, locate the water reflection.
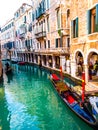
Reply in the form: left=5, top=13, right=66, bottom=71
left=0, top=83, right=10, bottom=130
left=6, top=72, right=13, bottom=83
left=1, top=63, right=94, bottom=130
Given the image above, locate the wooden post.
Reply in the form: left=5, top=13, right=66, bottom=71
left=82, top=72, right=85, bottom=103
left=60, top=66, right=63, bottom=80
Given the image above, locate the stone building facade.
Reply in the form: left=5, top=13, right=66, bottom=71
left=31, top=0, right=70, bottom=72
left=0, top=18, right=15, bottom=61
left=14, top=3, right=33, bottom=62
left=70, top=0, right=98, bottom=84
left=12, top=0, right=70, bottom=73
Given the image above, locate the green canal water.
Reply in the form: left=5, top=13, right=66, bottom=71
left=0, top=63, right=93, bottom=130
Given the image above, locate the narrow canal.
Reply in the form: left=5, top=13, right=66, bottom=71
left=0, top=63, right=93, bottom=130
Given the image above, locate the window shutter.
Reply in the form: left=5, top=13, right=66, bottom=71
left=60, top=38, right=62, bottom=47
left=25, top=40, right=27, bottom=47
left=55, top=39, right=58, bottom=48
left=32, top=13, right=34, bottom=21
left=87, top=10, right=91, bottom=34
left=24, top=16, right=26, bottom=23
left=47, top=0, right=49, bottom=9
left=48, top=40, right=50, bottom=48
left=76, top=17, right=78, bottom=37
left=96, top=4, right=98, bottom=32
left=71, top=21, right=73, bottom=38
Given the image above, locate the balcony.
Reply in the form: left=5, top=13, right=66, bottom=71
left=34, top=47, right=70, bottom=56
left=19, top=24, right=27, bottom=33
left=19, top=33, right=26, bottom=39
left=35, top=31, right=46, bottom=39
left=35, top=1, right=45, bottom=20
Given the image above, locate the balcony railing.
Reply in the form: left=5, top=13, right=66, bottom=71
left=19, top=24, right=27, bottom=33
left=19, top=33, right=25, bottom=39
left=34, top=47, right=70, bottom=55
left=35, top=31, right=46, bottom=38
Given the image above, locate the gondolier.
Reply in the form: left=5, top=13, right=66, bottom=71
left=5, top=62, right=12, bottom=73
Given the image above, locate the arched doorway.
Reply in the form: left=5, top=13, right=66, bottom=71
left=75, top=51, right=84, bottom=78
left=87, top=52, right=98, bottom=81
left=55, top=56, right=60, bottom=69
left=48, top=56, right=52, bottom=67
left=43, top=55, right=46, bottom=66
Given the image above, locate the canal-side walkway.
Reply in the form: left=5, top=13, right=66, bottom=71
left=86, top=82, right=98, bottom=94
left=84, top=75, right=98, bottom=94
left=48, top=66, right=98, bottom=94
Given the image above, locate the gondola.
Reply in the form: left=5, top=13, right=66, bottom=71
left=17, top=61, right=25, bottom=65
left=49, top=73, right=98, bottom=129
left=5, top=62, right=12, bottom=74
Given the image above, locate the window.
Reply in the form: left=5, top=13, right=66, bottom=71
left=43, top=19, right=46, bottom=32
left=55, top=38, right=60, bottom=48
left=71, top=17, right=78, bottom=38
left=46, top=0, right=50, bottom=9
left=29, top=12, right=32, bottom=22
left=44, top=41, right=46, bottom=48
left=48, top=40, right=50, bottom=48
left=91, top=8, right=96, bottom=33
left=87, top=4, right=98, bottom=34
left=40, top=42, right=41, bottom=49
left=47, top=16, right=50, bottom=32
left=21, top=7, right=25, bottom=13
left=35, top=9, right=38, bottom=19
left=67, top=38, right=70, bottom=48
left=57, top=9, right=60, bottom=29
left=30, top=39, right=32, bottom=47
left=67, top=9, right=70, bottom=28
left=32, top=13, right=35, bottom=21
left=24, top=16, right=26, bottom=23
left=37, top=43, right=39, bottom=49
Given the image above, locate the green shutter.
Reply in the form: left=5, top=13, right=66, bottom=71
left=87, top=10, right=91, bottom=34
left=76, top=17, right=78, bottom=37
left=71, top=21, right=73, bottom=38
left=96, top=4, right=98, bottom=32
left=32, top=13, right=34, bottom=21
